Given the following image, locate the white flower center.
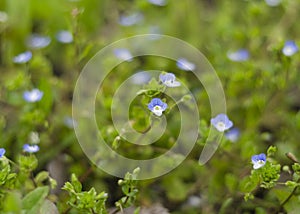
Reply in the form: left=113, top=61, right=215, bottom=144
left=152, top=105, right=163, bottom=116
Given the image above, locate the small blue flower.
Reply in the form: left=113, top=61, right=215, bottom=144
left=56, top=30, right=73, bottom=44
left=0, top=148, right=6, bottom=158
left=0, top=11, right=8, bottom=23
left=282, top=41, right=298, bottom=56
left=23, top=144, right=39, bottom=153
left=148, top=0, right=167, bottom=6
left=227, top=49, right=249, bottom=61
left=148, top=98, right=168, bottom=116
left=225, top=128, right=240, bottom=142
left=131, top=71, right=151, bottom=85
left=64, top=116, right=78, bottom=128
left=251, top=153, right=267, bottom=169
left=148, top=26, right=162, bottom=40
left=176, top=58, right=196, bottom=71
left=13, top=51, right=32, bottom=64
left=119, top=12, right=143, bottom=26
left=265, top=0, right=281, bottom=7
left=26, top=34, right=51, bottom=49
left=211, top=113, right=233, bottom=132
left=113, top=48, right=133, bottom=62
left=159, top=72, right=181, bottom=87
left=23, top=89, right=43, bottom=103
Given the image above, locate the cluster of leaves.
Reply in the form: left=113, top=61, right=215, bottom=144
left=0, top=154, right=57, bottom=213
left=62, top=168, right=140, bottom=214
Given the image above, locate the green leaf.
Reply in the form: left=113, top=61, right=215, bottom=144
left=34, top=171, right=49, bottom=185
left=267, top=146, right=277, bottom=157
left=18, top=155, right=38, bottom=172
left=71, top=174, right=82, bottom=193
left=0, top=160, right=10, bottom=185
left=39, top=199, right=59, bottom=214
left=22, top=186, right=49, bottom=213
left=3, top=191, right=22, bottom=213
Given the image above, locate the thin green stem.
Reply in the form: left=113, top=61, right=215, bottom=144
left=280, top=178, right=300, bottom=208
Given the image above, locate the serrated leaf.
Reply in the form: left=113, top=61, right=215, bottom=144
left=71, top=174, right=82, bottom=192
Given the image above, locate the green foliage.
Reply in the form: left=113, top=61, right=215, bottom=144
left=62, top=173, right=108, bottom=213
left=115, top=167, right=140, bottom=212
left=22, top=186, right=49, bottom=213
left=1, top=0, right=300, bottom=213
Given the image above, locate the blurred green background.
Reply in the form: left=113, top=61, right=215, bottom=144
left=1, top=0, right=300, bottom=213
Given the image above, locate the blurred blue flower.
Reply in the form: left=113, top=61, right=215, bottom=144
left=119, top=12, right=143, bottom=26
left=131, top=71, right=151, bottom=85
left=159, top=72, right=181, bottom=87
left=56, top=30, right=73, bottom=44
left=265, top=0, right=281, bottom=7
left=113, top=48, right=133, bottom=62
left=282, top=41, right=298, bottom=56
left=0, top=11, right=8, bottom=23
left=13, top=51, right=32, bottom=64
left=148, top=26, right=162, bottom=40
left=225, top=128, right=240, bottom=142
left=26, top=34, right=51, bottom=49
left=23, top=89, right=43, bottom=103
left=176, top=58, right=196, bottom=71
left=227, top=49, right=249, bottom=61
left=23, top=144, right=39, bottom=153
left=211, top=113, right=233, bottom=132
left=64, top=116, right=77, bottom=128
left=148, top=0, right=167, bottom=6
left=148, top=98, right=168, bottom=116
left=251, top=153, right=267, bottom=169
left=0, top=148, right=5, bottom=158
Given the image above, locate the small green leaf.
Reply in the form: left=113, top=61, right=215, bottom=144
left=39, top=199, right=59, bottom=214
left=34, top=171, right=49, bottom=184
left=267, top=146, right=277, bottom=157
left=22, top=186, right=49, bottom=213
left=3, top=191, right=22, bottom=213
left=71, top=173, right=82, bottom=192
left=18, top=155, right=38, bottom=172
left=285, top=181, right=299, bottom=189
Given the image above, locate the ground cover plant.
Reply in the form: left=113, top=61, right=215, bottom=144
left=0, top=0, right=300, bottom=213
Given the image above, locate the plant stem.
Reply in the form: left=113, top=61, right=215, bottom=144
left=280, top=179, right=300, bottom=208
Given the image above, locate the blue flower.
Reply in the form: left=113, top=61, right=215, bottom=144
left=159, top=72, right=181, bottom=87
left=23, top=89, right=43, bottom=103
left=148, top=98, right=168, bottom=116
left=225, top=128, right=240, bottom=143
left=227, top=49, right=249, bottom=61
left=0, top=11, right=8, bottom=23
left=282, top=41, right=298, bottom=56
left=176, top=58, right=196, bottom=71
left=148, top=26, right=162, bottom=40
left=13, top=51, right=32, bottom=64
left=131, top=71, right=151, bottom=85
left=23, top=144, right=39, bottom=153
left=119, top=12, right=143, bottom=26
left=265, top=0, right=281, bottom=7
left=113, top=48, right=133, bottom=62
left=26, top=34, right=51, bottom=49
left=211, top=113, right=233, bottom=132
left=0, top=148, right=6, bottom=158
left=64, top=116, right=78, bottom=128
left=251, top=153, right=267, bottom=169
left=148, top=0, right=167, bottom=6
left=56, top=30, right=73, bottom=44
